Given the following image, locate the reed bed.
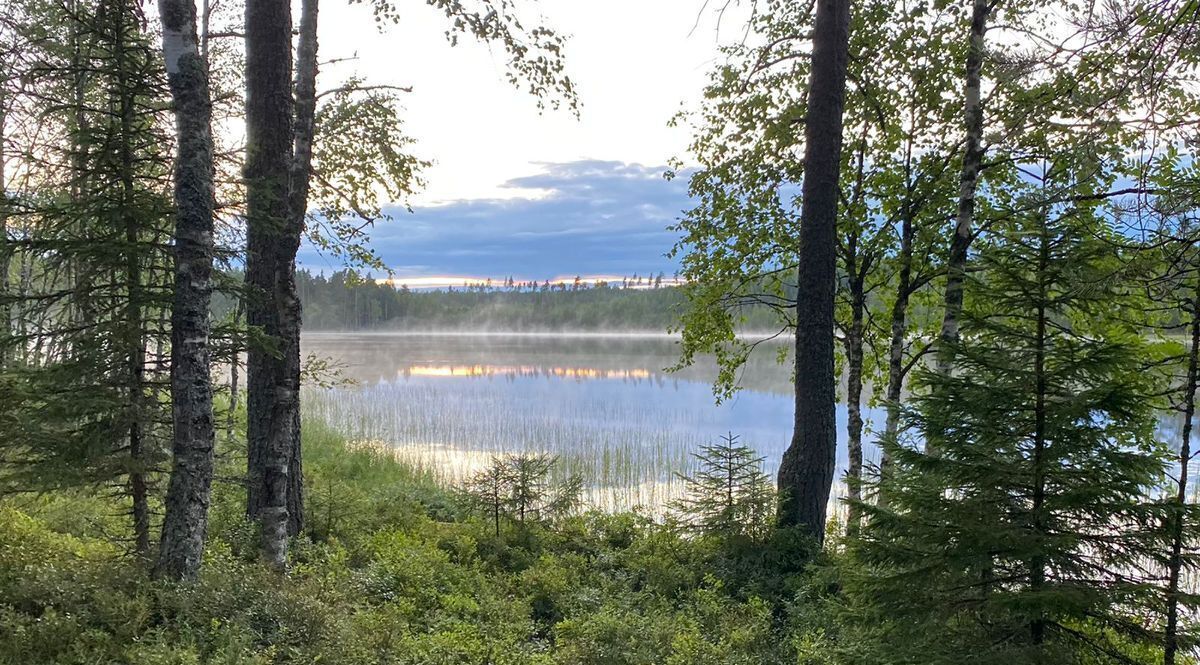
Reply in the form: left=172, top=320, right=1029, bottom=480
left=302, top=370, right=821, bottom=512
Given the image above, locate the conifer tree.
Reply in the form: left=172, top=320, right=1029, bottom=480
left=0, top=0, right=174, bottom=555
left=466, top=453, right=582, bottom=537
left=852, top=167, right=1169, bottom=664
left=673, top=433, right=775, bottom=540
left=469, top=459, right=510, bottom=538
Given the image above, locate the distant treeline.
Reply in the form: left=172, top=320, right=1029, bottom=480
left=293, top=269, right=781, bottom=331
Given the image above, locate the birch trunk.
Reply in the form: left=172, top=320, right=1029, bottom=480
left=878, top=213, right=914, bottom=497
left=244, top=0, right=318, bottom=557
left=285, top=0, right=319, bottom=538
left=776, top=0, right=851, bottom=542
left=1164, top=270, right=1199, bottom=665
left=154, top=0, right=217, bottom=581
left=843, top=281, right=865, bottom=536
left=936, top=0, right=989, bottom=380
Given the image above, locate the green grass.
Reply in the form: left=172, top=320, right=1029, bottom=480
left=0, top=419, right=821, bottom=665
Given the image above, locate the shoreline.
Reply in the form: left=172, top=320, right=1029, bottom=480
left=301, top=329, right=790, bottom=341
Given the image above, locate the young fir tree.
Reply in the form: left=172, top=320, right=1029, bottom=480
left=466, top=453, right=582, bottom=537
left=0, top=0, right=174, bottom=555
left=851, top=171, right=1168, bottom=665
left=673, top=433, right=775, bottom=541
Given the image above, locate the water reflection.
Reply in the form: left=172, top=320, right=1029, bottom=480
left=303, top=331, right=797, bottom=394
left=301, top=332, right=882, bottom=512
left=405, top=364, right=654, bottom=381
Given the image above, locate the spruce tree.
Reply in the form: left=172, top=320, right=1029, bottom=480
left=0, top=0, right=174, bottom=555
left=465, top=453, right=583, bottom=537
left=674, top=433, right=775, bottom=540
left=852, top=168, right=1168, bottom=664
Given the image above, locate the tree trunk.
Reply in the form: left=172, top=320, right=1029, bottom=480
left=776, top=0, right=851, bottom=543
left=244, top=0, right=296, bottom=570
left=844, top=282, right=865, bottom=537
left=1164, top=269, right=1199, bottom=665
left=0, top=90, right=10, bottom=367
left=1028, top=214, right=1049, bottom=649
left=154, top=0, right=217, bottom=581
left=842, top=139, right=868, bottom=536
left=244, top=0, right=318, bottom=555
left=67, top=0, right=92, bottom=330
left=878, top=212, right=914, bottom=502
left=17, top=240, right=31, bottom=363
left=114, top=5, right=151, bottom=555
left=285, top=0, right=319, bottom=538
left=287, top=405, right=303, bottom=535
left=935, top=0, right=989, bottom=381
left=227, top=299, right=242, bottom=441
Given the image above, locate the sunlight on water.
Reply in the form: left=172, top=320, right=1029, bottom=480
left=301, top=332, right=882, bottom=512
left=405, top=364, right=654, bottom=380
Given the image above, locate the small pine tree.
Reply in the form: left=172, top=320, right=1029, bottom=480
left=851, top=177, right=1169, bottom=664
left=673, top=433, right=775, bottom=540
left=508, top=453, right=553, bottom=524
left=468, top=460, right=511, bottom=538
left=466, top=453, right=583, bottom=536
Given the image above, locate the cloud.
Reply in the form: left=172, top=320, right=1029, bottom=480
left=296, top=160, right=692, bottom=280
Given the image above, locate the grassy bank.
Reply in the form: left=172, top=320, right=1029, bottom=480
left=0, top=419, right=838, bottom=665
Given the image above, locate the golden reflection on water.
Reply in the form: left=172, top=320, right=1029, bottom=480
left=348, top=438, right=694, bottom=513
left=405, top=364, right=653, bottom=380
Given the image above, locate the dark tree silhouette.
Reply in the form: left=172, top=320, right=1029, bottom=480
left=775, top=0, right=852, bottom=542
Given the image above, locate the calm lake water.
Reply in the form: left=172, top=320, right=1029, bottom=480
left=301, top=332, right=884, bottom=511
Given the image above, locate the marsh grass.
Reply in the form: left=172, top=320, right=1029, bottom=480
left=298, top=333, right=887, bottom=513
left=303, top=377, right=715, bottom=511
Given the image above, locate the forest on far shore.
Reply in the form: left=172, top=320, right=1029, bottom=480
left=287, top=269, right=782, bottom=332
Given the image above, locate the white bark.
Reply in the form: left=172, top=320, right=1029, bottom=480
left=936, top=0, right=990, bottom=378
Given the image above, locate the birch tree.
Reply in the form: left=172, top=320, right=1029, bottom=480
left=933, top=0, right=990, bottom=381
left=243, top=0, right=303, bottom=570
left=155, top=0, right=217, bottom=581
left=242, top=0, right=578, bottom=568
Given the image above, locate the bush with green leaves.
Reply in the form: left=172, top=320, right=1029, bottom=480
left=0, top=424, right=820, bottom=665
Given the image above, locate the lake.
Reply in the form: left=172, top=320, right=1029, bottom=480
left=301, top=332, right=881, bottom=511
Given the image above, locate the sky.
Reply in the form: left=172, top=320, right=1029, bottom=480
left=296, top=160, right=693, bottom=285
left=299, top=0, right=743, bottom=282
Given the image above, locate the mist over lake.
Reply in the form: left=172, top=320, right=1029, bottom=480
left=301, top=331, right=883, bottom=511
